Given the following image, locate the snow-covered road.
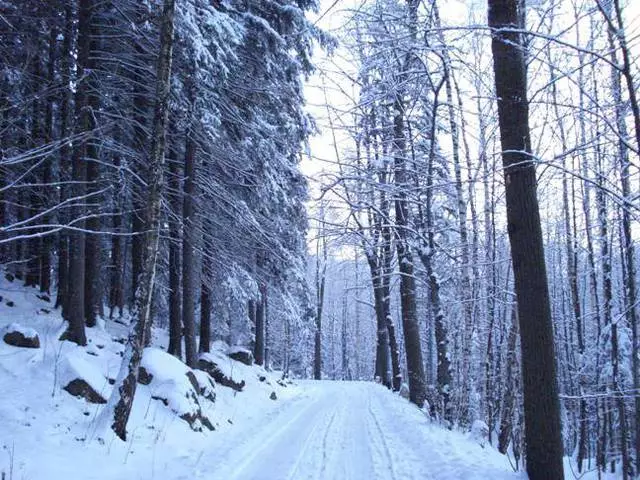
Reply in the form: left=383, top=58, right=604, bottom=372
left=187, top=381, right=521, bottom=480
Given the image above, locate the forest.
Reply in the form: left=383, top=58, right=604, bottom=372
left=0, top=0, right=639, bottom=479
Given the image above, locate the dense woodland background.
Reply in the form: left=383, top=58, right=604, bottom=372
left=0, top=0, right=327, bottom=370
left=1, top=0, right=640, bottom=477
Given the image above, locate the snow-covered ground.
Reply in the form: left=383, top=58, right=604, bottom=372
left=0, top=274, right=294, bottom=479
left=0, top=275, right=615, bottom=479
left=187, top=380, right=523, bottom=480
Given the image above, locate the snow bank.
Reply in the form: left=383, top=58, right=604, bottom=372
left=140, top=347, right=214, bottom=431
left=0, top=273, right=297, bottom=480
left=4, top=322, right=38, bottom=339
left=2, top=322, right=40, bottom=349
left=59, top=351, right=111, bottom=403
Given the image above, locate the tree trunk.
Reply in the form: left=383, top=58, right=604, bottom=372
left=418, top=78, right=451, bottom=422
left=264, top=286, right=270, bottom=368
left=167, top=152, right=182, bottom=357
left=248, top=299, right=256, bottom=352
left=498, top=305, right=518, bottom=454
left=129, top=5, right=150, bottom=310
left=26, top=46, right=43, bottom=291
left=84, top=6, right=102, bottom=328
left=434, top=2, right=473, bottom=426
left=40, top=27, right=57, bottom=295
left=255, top=283, right=266, bottom=366
left=382, top=222, right=401, bottom=391
left=393, top=94, right=426, bottom=408
left=488, top=1, right=564, bottom=477
left=55, top=1, right=74, bottom=315
left=341, top=285, right=348, bottom=380
left=105, top=0, right=176, bottom=440
left=314, top=222, right=327, bottom=380
left=199, top=225, right=212, bottom=355
left=108, top=127, right=125, bottom=320
left=63, top=0, right=96, bottom=346
left=181, top=126, right=198, bottom=368
left=369, top=260, right=390, bottom=388
left=199, top=283, right=211, bottom=353
left=602, top=4, right=639, bottom=471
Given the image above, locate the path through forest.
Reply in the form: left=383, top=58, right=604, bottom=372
left=175, top=382, right=521, bottom=480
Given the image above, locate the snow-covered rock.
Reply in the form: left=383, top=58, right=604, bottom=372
left=198, top=353, right=246, bottom=391
left=60, top=353, right=109, bottom=404
left=140, top=348, right=214, bottom=432
left=227, top=346, right=253, bottom=366
left=3, top=322, right=40, bottom=348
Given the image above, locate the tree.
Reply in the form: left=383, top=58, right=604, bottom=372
left=102, top=0, right=177, bottom=440
left=487, top=0, right=564, bottom=477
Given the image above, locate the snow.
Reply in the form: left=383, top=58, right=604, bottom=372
left=59, top=350, right=111, bottom=398
left=195, top=381, right=523, bottom=480
left=141, top=348, right=196, bottom=411
left=202, top=343, right=252, bottom=385
left=0, top=274, right=609, bottom=479
left=0, top=274, right=288, bottom=478
left=227, top=345, right=251, bottom=355
left=3, top=322, right=38, bottom=340
left=142, top=347, right=190, bottom=381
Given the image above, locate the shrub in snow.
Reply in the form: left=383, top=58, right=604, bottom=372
left=140, top=348, right=214, bottom=432
left=470, top=420, right=490, bottom=448
left=3, top=323, right=40, bottom=349
left=60, top=354, right=108, bottom=404
left=198, top=354, right=245, bottom=392
left=191, top=369, right=216, bottom=403
left=226, top=346, right=253, bottom=366
left=399, top=383, right=410, bottom=400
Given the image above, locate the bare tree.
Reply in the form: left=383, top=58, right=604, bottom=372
left=487, top=0, right=564, bottom=477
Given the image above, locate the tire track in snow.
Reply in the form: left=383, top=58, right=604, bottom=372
left=284, top=402, right=337, bottom=480
left=366, top=393, right=398, bottom=480
left=221, top=392, right=326, bottom=480
left=318, top=405, right=340, bottom=480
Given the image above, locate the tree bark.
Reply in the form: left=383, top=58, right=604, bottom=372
left=167, top=152, right=182, bottom=358
left=181, top=126, right=199, bottom=368
left=255, top=283, right=266, bottom=366
left=106, top=0, right=176, bottom=441
left=498, top=304, right=518, bottom=454
left=434, top=2, right=473, bottom=426
left=382, top=220, right=401, bottom=391
left=63, top=0, right=96, bottom=346
left=314, top=221, right=327, bottom=380
left=40, top=27, right=57, bottom=295
left=55, top=1, right=74, bottom=315
left=84, top=4, right=102, bottom=328
left=199, top=283, right=211, bottom=353
left=108, top=127, right=125, bottom=320
left=393, top=95, right=426, bottom=408
left=601, top=4, right=639, bottom=471
left=488, top=1, right=564, bottom=477
left=369, top=259, right=390, bottom=388
left=129, top=4, right=150, bottom=309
